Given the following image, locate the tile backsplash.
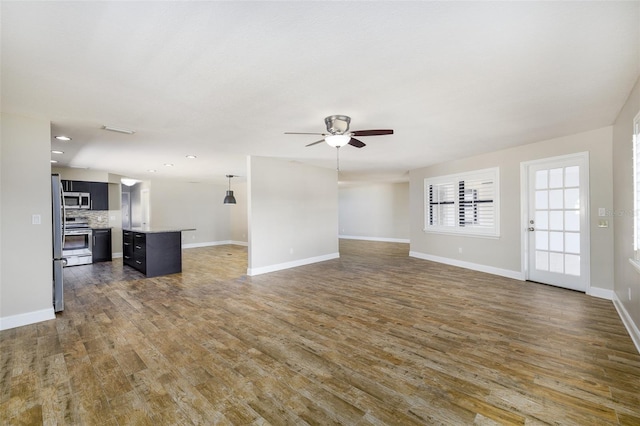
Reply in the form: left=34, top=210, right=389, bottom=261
left=66, top=210, right=110, bottom=228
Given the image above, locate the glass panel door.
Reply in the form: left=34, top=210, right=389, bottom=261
left=527, top=155, right=589, bottom=292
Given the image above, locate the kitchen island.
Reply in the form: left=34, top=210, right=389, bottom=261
left=123, top=228, right=183, bottom=277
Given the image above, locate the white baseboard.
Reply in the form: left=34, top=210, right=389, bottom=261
left=112, top=252, right=123, bottom=259
left=0, top=308, right=56, bottom=331
left=587, top=287, right=614, bottom=300
left=248, top=252, right=340, bottom=276
left=612, top=293, right=640, bottom=355
left=339, top=235, right=410, bottom=243
left=182, top=240, right=248, bottom=249
left=409, top=250, right=525, bottom=281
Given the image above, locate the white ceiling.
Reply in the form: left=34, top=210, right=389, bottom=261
left=2, top=1, right=639, bottom=185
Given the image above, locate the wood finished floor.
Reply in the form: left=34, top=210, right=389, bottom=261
left=2, top=240, right=640, bottom=425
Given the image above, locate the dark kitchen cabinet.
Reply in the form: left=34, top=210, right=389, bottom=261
left=62, top=180, right=91, bottom=193
left=123, top=230, right=182, bottom=277
left=123, top=230, right=134, bottom=267
left=92, top=228, right=112, bottom=263
left=90, top=182, right=109, bottom=210
left=61, top=180, right=109, bottom=210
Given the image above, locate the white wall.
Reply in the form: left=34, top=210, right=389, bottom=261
left=148, top=179, right=242, bottom=246
left=108, top=182, right=122, bottom=256
left=0, top=113, right=55, bottom=330
left=247, top=156, right=339, bottom=275
left=229, top=181, right=248, bottom=244
left=51, top=166, right=109, bottom=182
left=612, top=76, right=640, bottom=349
left=339, top=182, right=409, bottom=242
left=410, top=126, right=615, bottom=292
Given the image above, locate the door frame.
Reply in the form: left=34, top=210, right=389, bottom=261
left=520, top=152, right=591, bottom=291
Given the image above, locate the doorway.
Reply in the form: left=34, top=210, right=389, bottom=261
left=521, top=153, right=590, bottom=292
left=121, top=191, right=131, bottom=229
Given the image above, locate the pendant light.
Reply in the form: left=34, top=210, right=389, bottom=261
left=223, top=174, right=237, bottom=204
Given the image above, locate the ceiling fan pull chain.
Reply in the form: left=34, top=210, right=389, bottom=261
left=336, top=147, right=340, bottom=171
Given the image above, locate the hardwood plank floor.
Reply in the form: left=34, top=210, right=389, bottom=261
left=1, top=240, right=639, bottom=425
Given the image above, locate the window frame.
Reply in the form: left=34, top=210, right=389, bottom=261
left=633, top=112, right=640, bottom=262
left=423, top=167, right=500, bottom=238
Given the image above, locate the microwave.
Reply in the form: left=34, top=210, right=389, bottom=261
left=63, top=192, right=91, bottom=209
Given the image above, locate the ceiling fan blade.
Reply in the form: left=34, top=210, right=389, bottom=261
left=351, top=129, right=394, bottom=137
left=348, top=138, right=366, bottom=148
left=285, top=132, right=326, bottom=136
left=305, top=139, right=325, bottom=147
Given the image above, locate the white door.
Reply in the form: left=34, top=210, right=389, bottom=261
left=141, top=189, right=150, bottom=227
left=523, top=153, right=590, bottom=292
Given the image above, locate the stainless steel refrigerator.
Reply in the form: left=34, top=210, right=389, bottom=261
left=52, top=174, right=65, bottom=312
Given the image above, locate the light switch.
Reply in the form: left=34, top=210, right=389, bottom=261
left=598, top=208, right=606, bottom=217
left=32, top=214, right=41, bottom=225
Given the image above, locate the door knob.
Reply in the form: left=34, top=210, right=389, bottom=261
left=528, top=227, right=535, bottom=231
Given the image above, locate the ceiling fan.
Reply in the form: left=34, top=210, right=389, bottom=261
left=285, top=115, right=393, bottom=149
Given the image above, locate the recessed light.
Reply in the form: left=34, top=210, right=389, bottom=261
left=186, top=155, right=197, bottom=159
left=50, top=159, right=58, bottom=163
left=102, top=125, right=135, bottom=134
left=147, top=169, right=157, bottom=173
left=54, top=136, right=71, bottom=141
left=164, top=163, right=174, bottom=167
left=51, top=150, right=64, bottom=154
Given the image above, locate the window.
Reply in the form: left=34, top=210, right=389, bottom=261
left=633, top=113, right=640, bottom=261
left=424, top=167, right=500, bottom=237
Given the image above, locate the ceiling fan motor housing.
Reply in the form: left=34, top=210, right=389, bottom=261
left=325, top=115, right=350, bottom=135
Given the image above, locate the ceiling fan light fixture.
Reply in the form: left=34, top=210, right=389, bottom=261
left=325, top=115, right=350, bottom=134
left=325, top=134, right=351, bottom=148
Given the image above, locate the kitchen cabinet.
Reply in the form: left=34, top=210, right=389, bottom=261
left=92, top=228, right=112, bottom=263
left=62, top=180, right=91, bottom=193
left=90, top=182, right=109, bottom=210
left=61, top=180, right=109, bottom=210
left=123, top=229, right=182, bottom=277
left=123, top=230, right=134, bottom=267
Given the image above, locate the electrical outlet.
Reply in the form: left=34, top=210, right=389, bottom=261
left=458, top=247, right=463, bottom=254
left=32, top=214, right=41, bottom=225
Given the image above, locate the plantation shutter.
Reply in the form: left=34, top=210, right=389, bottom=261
left=424, top=168, right=500, bottom=237
left=429, top=182, right=455, bottom=227
left=458, top=176, right=495, bottom=231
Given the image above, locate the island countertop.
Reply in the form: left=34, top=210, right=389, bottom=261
left=124, top=227, right=196, bottom=234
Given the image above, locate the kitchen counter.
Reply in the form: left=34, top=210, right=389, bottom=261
left=123, top=229, right=185, bottom=277
left=124, top=227, right=195, bottom=233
